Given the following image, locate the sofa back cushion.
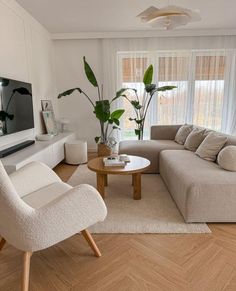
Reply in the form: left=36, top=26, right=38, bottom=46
left=184, top=128, right=206, bottom=151
left=175, top=124, right=193, bottom=145
left=218, top=146, right=236, bottom=171
left=196, top=132, right=228, bottom=161
left=224, top=135, right=236, bottom=147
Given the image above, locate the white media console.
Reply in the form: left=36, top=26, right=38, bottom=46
left=1, top=132, right=75, bottom=174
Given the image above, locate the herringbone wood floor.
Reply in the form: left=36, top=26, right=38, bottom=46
left=1, top=159, right=236, bottom=290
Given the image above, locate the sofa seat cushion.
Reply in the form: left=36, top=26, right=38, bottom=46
left=160, top=150, right=236, bottom=222
left=22, top=182, right=72, bottom=209
left=119, top=140, right=184, bottom=173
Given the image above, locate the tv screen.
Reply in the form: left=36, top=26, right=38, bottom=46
left=0, top=77, right=34, bottom=137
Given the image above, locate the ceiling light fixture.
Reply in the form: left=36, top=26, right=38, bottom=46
left=137, top=5, right=201, bottom=30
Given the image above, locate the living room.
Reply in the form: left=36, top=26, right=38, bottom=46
left=1, top=0, right=236, bottom=290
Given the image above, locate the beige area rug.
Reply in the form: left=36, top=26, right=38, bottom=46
left=68, top=165, right=211, bottom=234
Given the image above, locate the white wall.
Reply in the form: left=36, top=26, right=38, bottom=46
left=54, top=39, right=103, bottom=150
left=0, top=0, right=58, bottom=149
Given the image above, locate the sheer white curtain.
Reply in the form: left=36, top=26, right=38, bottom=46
left=222, top=50, right=236, bottom=134
left=117, top=52, right=155, bottom=139
left=102, top=36, right=236, bottom=139
left=156, top=51, right=191, bottom=125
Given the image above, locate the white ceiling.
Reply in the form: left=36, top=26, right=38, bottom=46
left=16, top=0, right=236, bottom=34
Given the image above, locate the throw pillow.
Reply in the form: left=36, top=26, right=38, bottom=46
left=175, top=124, right=193, bottom=145
left=218, top=146, right=236, bottom=171
left=196, top=132, right=228, bottom=162
left=184, top=128, right=206, bottom=151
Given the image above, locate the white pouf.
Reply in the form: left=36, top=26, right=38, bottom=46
left=65, top=140, right=88, bottom=165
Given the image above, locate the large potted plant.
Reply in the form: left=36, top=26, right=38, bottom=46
left=58, top=57, right=125, bottom=156
left=116, top=65, right=176, bottom=140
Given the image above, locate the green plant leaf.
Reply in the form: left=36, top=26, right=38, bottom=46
left=95, top=136, right=100, bottom=143
left=113, top=118, right=120, bottom=126
left=110, top=109, right=125, bottom=120
left=147, top=85, right=177, bottom=96
left=112, top=88, right=137, bottom=102
left=83, top=56, right=98, bottom=87
left=116, top=88, right=127, bottom=97
left=156, top=86, right=177, bottom=91
left=112, top=126, right=120, bottom=130
left=131, top=100, right=142, bottom=110
left=94, top=100, right=110, bottom=122
left=58, top=88, right=82, bottom=98
left=143, top=65, right=153, bottom=85
left=145, top=84, right=156, bottom=93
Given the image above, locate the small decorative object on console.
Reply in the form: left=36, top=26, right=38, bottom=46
left=59, top=118, right=70, bottom=133
left=36, top=134, right=54, bottom=141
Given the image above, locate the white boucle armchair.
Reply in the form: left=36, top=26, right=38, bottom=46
left=0, top=161, right=107, bottom=291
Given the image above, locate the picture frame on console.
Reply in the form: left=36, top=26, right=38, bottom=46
left=41, top=100, right=54, bottom=111
left=41, top=100, right=58, bottom=136
left=42, top=111, right=58, bottom=136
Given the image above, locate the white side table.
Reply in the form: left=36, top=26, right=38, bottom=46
left=65, top=140, right=88, bottom=165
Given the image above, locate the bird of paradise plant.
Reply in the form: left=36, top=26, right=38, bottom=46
left=115, top=65, right=176, bottom=140
left=58, top=57, right=125, bottom=151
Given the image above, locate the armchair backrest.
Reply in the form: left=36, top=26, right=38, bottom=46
left=0, top=160, right=32, bottom=244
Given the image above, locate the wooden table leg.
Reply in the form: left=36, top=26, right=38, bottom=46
left=132, top=173, right=141, bottom=200
left=104, top=174, right=108, bottom=187
left=97, top=173, right=106, bottom=198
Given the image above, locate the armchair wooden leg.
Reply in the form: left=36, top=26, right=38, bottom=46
left=0, top=238, right=6, bottom=252
left=81, top=229, right=101, bottom=257
left=22, top=252, right=32, bottom=291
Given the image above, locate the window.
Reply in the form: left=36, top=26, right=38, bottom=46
left=120, top=56, right=150, bottom=140
left=193, top=55, right=225, bottom=131
left=118, top=50, right=227, bottom=139
left=156, top=56, right=189, bottom=125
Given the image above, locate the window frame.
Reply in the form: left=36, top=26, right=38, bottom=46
left=117, top=49, right=229, bottom=138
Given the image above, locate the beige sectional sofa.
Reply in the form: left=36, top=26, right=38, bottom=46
left=119, top=125, right=236, bottom=223
left=119, top=125, right=183, bottom=173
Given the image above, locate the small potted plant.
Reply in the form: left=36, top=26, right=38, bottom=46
left=58, top=57, right=125, bottom=156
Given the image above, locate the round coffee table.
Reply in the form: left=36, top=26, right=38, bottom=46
left=87, top=155, right=150, bottom=200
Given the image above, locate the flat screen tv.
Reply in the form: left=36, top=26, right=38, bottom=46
left=0, top=77, right=34, bottom=137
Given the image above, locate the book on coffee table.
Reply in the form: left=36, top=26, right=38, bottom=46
left=103, top=157, right=125, bottom=167
left=119, top=154, right=131, bottom=163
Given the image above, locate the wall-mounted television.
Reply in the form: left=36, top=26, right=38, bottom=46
left=0, top=77, right=34, bottom=137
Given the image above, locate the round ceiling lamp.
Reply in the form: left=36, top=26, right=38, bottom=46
left=137, top=5, right=201, bottom=30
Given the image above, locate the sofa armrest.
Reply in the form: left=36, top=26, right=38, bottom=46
left=10, top=161, right=61, bottom=197
left=150, top=125, right=182, bottom=140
